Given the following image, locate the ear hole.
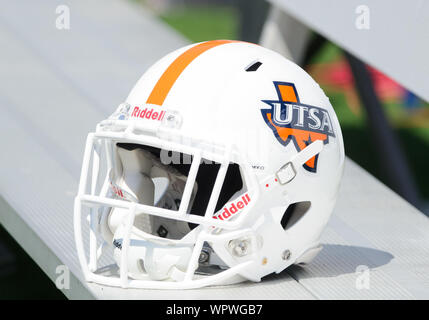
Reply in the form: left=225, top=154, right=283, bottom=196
left=280, top=201, right=311, bottom=230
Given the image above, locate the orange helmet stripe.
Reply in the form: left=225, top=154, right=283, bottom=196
left=146, top=40, right=239, bottom=106
left=278, top=84, right=298, bottom=103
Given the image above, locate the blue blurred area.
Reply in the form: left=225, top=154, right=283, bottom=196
left=403, top=90, right=421, bottom=110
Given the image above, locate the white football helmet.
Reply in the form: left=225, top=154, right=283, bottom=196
left=74, top=40, right=345, bottom=289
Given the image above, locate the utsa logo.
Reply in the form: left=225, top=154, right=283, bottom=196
left=261, top=82, right=335, bottom=173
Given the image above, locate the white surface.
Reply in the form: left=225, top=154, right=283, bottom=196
left=260, top=7, right=311, bottom=64
left=0, top=0, right=428, bottom=299
left=268, top=0, right=429, bottom=102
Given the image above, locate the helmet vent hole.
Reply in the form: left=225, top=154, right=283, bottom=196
left=280, top=201, right=311, bottom=230
left=245, top=61, right=262, bottom=72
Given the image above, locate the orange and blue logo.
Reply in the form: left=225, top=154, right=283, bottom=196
left=261, top=82, right=335, bottom=173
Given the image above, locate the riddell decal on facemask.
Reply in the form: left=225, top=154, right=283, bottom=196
left=131, top=106, right=166, bottom=121
left=213, top=194, right=251, bottom=221
left=110, top=181, right=125, bottom=199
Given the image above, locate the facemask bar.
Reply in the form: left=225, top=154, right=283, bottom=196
left=80, top=127, right=260, bottom=229
left=75, top=197, right=258, bottom=289
left=74, top=125, right=261, bottom=289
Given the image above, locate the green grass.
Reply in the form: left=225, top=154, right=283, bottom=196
left=159, top=5, right=239, bottom=43
left=328, top=91, right=366, bottom=128
left=308, top=42, right=343, bottom=64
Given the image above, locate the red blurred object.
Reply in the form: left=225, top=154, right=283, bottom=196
left=367, top=66, right=405, bottom=101
left=310, top=60, right=407, bottom=113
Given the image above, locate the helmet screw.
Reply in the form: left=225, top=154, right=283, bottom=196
left=199, top=250, right=210, bottom=264
left=228, top=239, right=252, bottom=257
left=232, top=240, right=249, bottom=257
left=282, top=250, right=291, bottom=260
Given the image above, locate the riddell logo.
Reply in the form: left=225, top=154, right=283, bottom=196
left=213, top=194, right=251, bottom=221
left=110, top=181, right=125, bottom=199
left=261, top=82, right=336, bottom=173
left=131, top=106, right=166, bottom=121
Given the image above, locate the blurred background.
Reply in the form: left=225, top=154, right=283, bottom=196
left=0, top=0, right=428, bottom=299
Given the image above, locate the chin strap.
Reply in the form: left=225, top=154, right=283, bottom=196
left=276, top=140, right=324, bottom=184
